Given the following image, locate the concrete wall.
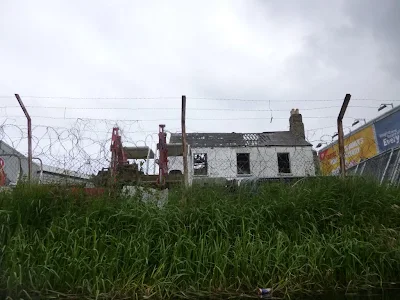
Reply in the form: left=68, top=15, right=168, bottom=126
left=167, top=149, right=194, bottom=185
left=40, top=172, right=89, bottom=185
left=168, top=146, right=315, bottom=181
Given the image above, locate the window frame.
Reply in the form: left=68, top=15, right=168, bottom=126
left=277, top=152, right=292, bottom=174
left=236, top=152, right=251, bottom=175
left=193, top=153, right=208, bottom=176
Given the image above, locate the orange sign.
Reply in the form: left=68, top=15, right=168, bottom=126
left=319, top=125, right=378, bottom=175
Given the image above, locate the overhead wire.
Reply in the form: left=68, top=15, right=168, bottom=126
left=2, top=95, right=400, bottom=102
left=0, top=115, right=356, bottom=121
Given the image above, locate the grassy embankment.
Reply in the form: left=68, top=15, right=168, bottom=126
left=1, top=177, right=400, bottom=299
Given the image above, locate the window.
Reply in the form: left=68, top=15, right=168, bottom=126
left=277, top=153, right=291, bottom=174
left=193, top=153, right=208, bottom=176
left=237, top=153, right=250, bottom=175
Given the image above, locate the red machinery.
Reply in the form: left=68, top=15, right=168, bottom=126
left=64, top=124, right=182, bottom=197
left=0, top=158, right=6, bottom=186
left=110, top=127, right=128, bottom=181
left=92, top=124, right=173, bottom=189
left=0, top=168, right=5, bottom=186
left=157, top=124, right=168, bottom=186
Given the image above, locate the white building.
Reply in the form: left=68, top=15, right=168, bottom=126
left=167, top=109, right=316, bottom=184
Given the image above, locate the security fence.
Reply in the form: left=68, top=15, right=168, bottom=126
left=1, top=96, right=400, bottom=188
left=347, top=146, right=400, bottom=185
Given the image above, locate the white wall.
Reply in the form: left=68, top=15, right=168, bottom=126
left=168, top=146, right=315, bottom=181
left=167, top=149, right=194, bottom=185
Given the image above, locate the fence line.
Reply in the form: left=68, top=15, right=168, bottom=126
left=0, top=99, right=399, bottom=187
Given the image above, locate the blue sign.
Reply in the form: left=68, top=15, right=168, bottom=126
left=374, top=109, right=400, bottom=152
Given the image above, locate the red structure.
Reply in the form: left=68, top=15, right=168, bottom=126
left=110, top=127, right=127, bottom=180
left=91, top=124, right=178, bottom=189
left=0, top=169, right=5, bottom=186
left=0, top=158, right=5, bottom=186
left=157, top=124, right=168, bottom=186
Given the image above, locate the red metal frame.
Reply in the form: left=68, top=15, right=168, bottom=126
left=107, top=125, right=170, bottom=188
left=0, top=169, right=5, bottom=187
left=110, top=127, right=127, bottom=180
left=157, top=124, right=168, bottom=186
left=0, top=158, right=5, bottom=186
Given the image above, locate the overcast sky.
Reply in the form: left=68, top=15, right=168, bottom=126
left=1, top=0, right=400, bottom=172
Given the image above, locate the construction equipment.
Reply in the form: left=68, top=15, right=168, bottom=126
left=92, top=124, right=183, bottom=189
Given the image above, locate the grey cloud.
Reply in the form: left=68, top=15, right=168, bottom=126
left=0, top=0, right=399, bottom=152
left=344, top=0, right=400, bottom=80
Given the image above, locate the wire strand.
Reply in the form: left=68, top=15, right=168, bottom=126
left=0, top=105, right=384, bottom=111
left=0, top=115, right=355, bottom=121
left=2, top=95, right=400, bottom=102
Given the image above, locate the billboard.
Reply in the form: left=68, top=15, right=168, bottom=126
left=373, top=109, right=400, bottom=153
left=319, top=125, right=378, bottom=175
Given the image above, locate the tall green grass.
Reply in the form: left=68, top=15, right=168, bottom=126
left=1, top=177, right=400, bottom=299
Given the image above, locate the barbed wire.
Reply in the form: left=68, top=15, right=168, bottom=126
left=0, top=101, right=398, bottom=187
left=0, top=119, right=171, bottom=185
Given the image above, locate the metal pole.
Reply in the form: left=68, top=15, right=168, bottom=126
left=181, top=95, right=189, bottom=187
left=337, top=94, right=351, bottom=177
left=33, top=157, right=43, bottom=183
left=15, top=94, right=32, bottom=182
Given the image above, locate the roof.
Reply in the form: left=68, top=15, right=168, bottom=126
left=41, top=164, right=90, bottom=180
left=0, top=140, right=41, bottom=169
left=169, top=131, right=311, bottom=148
left=124, top=146, right=155, bottom=159
left=0, top=140, right=29, bottom=158
left=164, top=143, right=190, bottom=156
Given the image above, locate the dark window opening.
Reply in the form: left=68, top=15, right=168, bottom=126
left=193, top=153, right=208, bottom=176
left=237, top=153, right=250, bottom=174
left=277, top=153, right=291, bottom=173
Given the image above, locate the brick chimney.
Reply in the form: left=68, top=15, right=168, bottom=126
left=289, top=108, right=305, bottom=139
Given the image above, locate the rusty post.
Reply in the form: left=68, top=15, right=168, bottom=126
left=15, top=94, right=32, bottom=182
left=181, top=95, right=189, bottom=187
left=337, top=94, right=351, bottom=177
left=157, top=124, right=168, bottom=187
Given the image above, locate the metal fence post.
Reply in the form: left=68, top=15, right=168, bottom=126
left=33, top=157, right=43, bottom=183
left=181, top=95, right=189, bottom=187
left=337, top=94, right=351, bottom=177
left=15, top=94, right=32, bottom=182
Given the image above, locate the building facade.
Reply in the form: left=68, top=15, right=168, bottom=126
left=167, top=109, right=316, bottom=183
